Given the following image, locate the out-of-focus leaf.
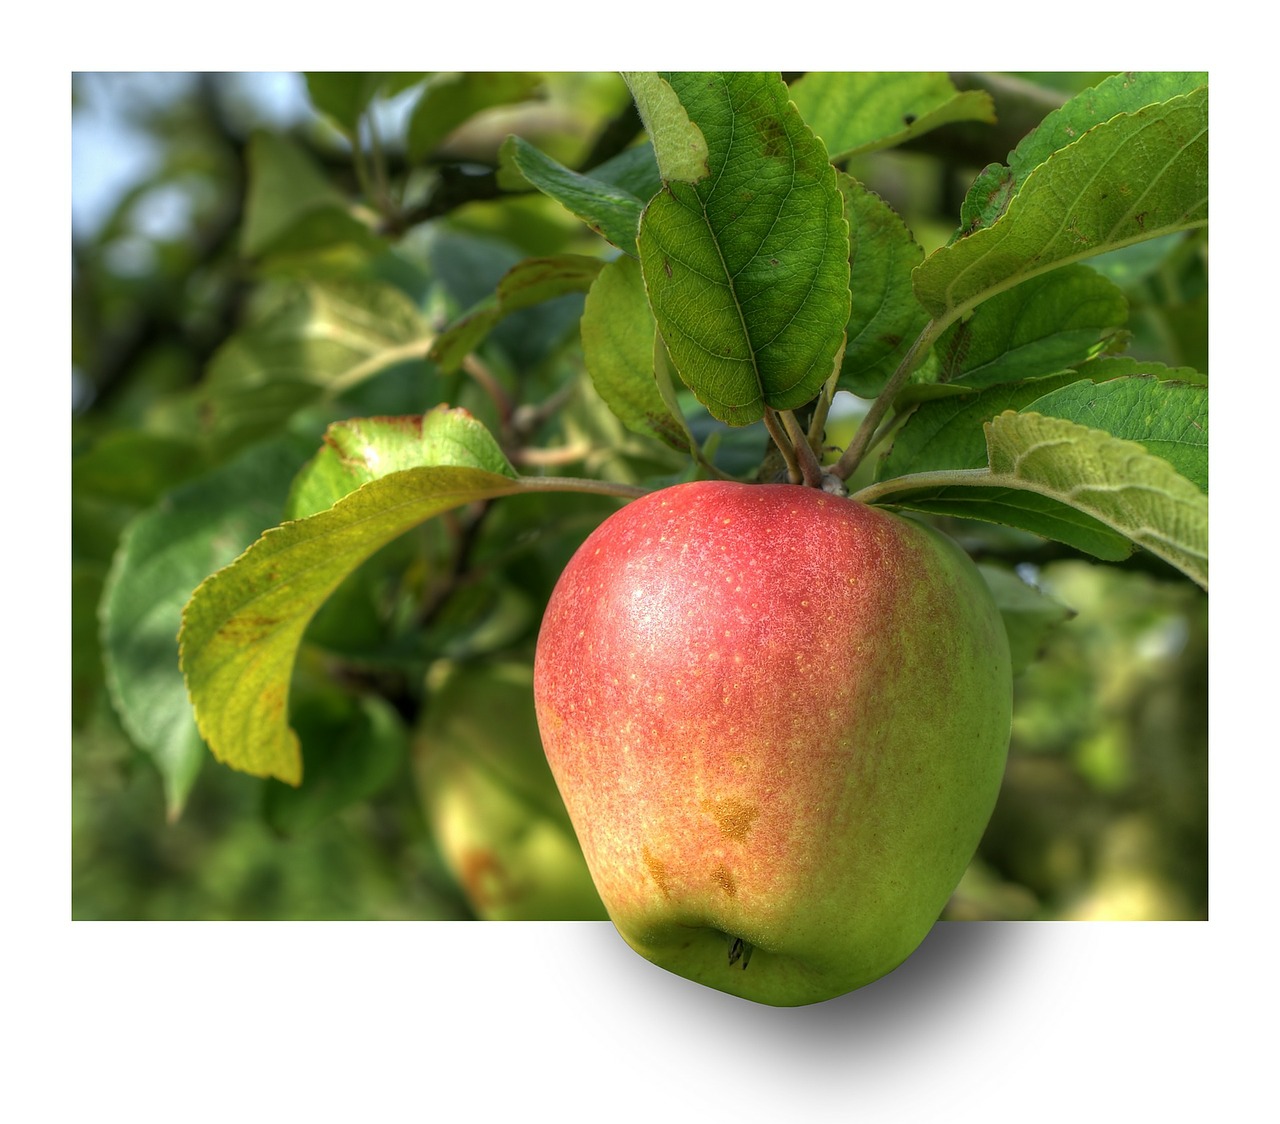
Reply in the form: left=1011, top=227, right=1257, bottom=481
left=305, top=72, right=426, bottom=135
left=203, top=278, right=431, bottom=449
left=408, top=72, right=543, bottom=161
left=263, top=691, right=408, bottom=836
left=790, top=72, right=996, bottom=160
left=428, top=254, right=604, bottom=373
left=240, top=132, right=384, bottom=262
left=637, top=72, right=850, bottom=425
left=101, top=437, right=310, bottom=818
left=978, top=563, right=1077, bottom=677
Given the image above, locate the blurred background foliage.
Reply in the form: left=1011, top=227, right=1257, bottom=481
left=72, top=71, right=1207, bottom=921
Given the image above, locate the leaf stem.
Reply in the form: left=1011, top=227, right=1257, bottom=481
left=781, top=409, right=824, bottom=487
left=763, top=409, right=802, bottom=483
left=851, top=466, right=995, bottom=505
left=830, top=318, right=945, bottom=482
left=516, top=475, right=650, bottom=500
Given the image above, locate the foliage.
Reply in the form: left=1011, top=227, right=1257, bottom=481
left=73, top=71, right=1208, bottom=921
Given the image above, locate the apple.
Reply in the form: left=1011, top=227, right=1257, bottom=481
left=413, top=659, right=608, bottom=921
left=533, top=480, right=1012, bottom=1005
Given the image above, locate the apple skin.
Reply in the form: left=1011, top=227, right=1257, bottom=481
left=413, top=660, right=608, bottom=921
left=533, top=480, right=1012, bottom=1005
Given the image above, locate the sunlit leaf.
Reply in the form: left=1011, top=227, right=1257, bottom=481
left=637, top=72, right=850, bottom=425
left=959, top=72, right=1208, bottom=235
left=915, top=86, right=1208, bottom=323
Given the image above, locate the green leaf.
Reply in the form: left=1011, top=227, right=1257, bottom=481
left=978, top=563, right=1077, bottom=677
left=1073, top=354, right=1206, bottom=386
left=868, top=412, right=1207, bottom=587
left=180, top=464, right=527, bottom=784
left=263, top=691, right=408, bottom=836
left=72, top=431, right=210, bottom=507
left=286, top=407, right=517, bottom=519
left=637, top=72, right=851, bottom=425
left=101, top=437, right=310, bottom=818
left=1025, top=375, right=1207, bottom=492
left=933, top=264, right=1129, bottom=388
left=620, top=72, right=710, bottom=184
left=580, top=254, right=691, bottom=453
left=428, top=253, right=605, bottom=373
left=203, top=278, right=431, bottom=449
left=407, top=72, right=543, bottom=161
left=959, top=72, right=1208, bottom=235
left=879, top=370, right=1085, bottom=481
left=790, top=72, right=996, bottom=161
left=498, top=135, right=648, bottom=251
left=305, top=73, right=426, bottom=135
left=836, top=172, right=928, bottom=399
left=914, top=85, right=1208, bottom=324
left=240, top=132, right=383, bottom=261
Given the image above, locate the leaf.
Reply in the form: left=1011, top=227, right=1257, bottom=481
left=959, top=72, right=1208, bottom=235
left=983, top=411, right=1207, bottom=586
left=871, top=412, right=1207, bottom=587
left=101, top=437, right=310, bottom=818
left=408, top=72, right=544, bottom=161
left=790, top=72, right=996, bottom=161
left=428, top=253, right=605, bottom=373
left=620, top=72, right=710, bottom=184
left=978, top=563, right=1076, bottom=677
left=933, top=264, right=1129, bottom=388
left=305, top=73, right=417, bottom=135
left=240, top=132, right=383, bottom=261
left=263, top=691, right=408, bottom=836
left=180, top=464, right=528, bottom=784
left=914, top=85, right=1208, bottom=324
left=1073, top=354, right=1206, bottom=386
left=580, top=254, right=690, bottom=453
left=835, top=172, right=928, bottom=398
left=497, top=135, right=648, bottom=251
left=203, top=278, right=431, bottom=449
left=637, top=72, right=851, bottom=425
left=879, top=370, right=1085, bottom=481
left=1025, top=375, right=1207, bottom=492
left=286, top=407, right=517, bottom=519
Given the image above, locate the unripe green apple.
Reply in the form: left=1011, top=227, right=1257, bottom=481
left=533, top=480, right=1012, bottom=1005
left=413, top=660, right=608, bottom=921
